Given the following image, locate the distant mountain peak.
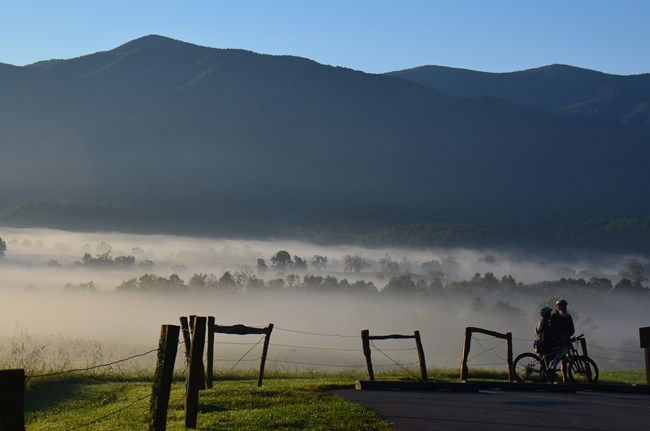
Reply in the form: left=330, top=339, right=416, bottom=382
left=114, top=34, right=207, bottom=54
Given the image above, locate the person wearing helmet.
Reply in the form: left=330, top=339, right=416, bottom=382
left=533, top=306, right=553, bottom=354
left=550, top=299, right=575, bottom=382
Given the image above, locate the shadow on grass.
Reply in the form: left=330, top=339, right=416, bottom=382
left=25, top=377, right=88, bottom=413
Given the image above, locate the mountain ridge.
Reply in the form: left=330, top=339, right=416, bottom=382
left=388, top=64, right=650, bottom=133
left=1, top=36, right=649, bottom=249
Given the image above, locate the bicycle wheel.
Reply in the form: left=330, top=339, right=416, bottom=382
left=568, top=356, right=599, bottom=383
left=512, top=353, right=546, bottom=383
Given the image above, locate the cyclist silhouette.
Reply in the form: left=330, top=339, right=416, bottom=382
left=550, top=299, right=575, bottom=382
left=533, top=306, right=553, bottom=354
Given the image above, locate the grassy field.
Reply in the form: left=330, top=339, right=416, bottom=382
left=24, top=368, right=648, bottom=431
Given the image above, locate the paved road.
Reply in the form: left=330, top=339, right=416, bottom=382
left=333, top=389, right=650, bottom=431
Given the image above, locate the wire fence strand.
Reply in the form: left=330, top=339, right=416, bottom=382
left=27, top=348, right=159, bottom=379
left=265, top=358, right=364, bottom=368
left=369, top=340, right=421, bottom=379
left=269, top=343, right=361, bottom=352
left=274, top=326, right=358, bottom=338
left=228, top=336, right=265, bottom=372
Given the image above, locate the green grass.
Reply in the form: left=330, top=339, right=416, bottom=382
left=24, top=368, right=648, bottom=431
left=598, top=369, right=648, bottom=385
left=25, top=371, right=392, bottom=431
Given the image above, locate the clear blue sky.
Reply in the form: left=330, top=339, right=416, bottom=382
left=1, top=0, right=648, bottom=75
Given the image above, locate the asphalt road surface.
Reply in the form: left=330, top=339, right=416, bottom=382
left=333, top=389, right=650, bottom=431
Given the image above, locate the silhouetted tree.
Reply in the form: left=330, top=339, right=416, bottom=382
left=218, top=271, right=237, bottom=292
left=257, top=258, right=268, bottom=274
left=343, top=253, right=371, bottom=272
left=499, top=275, right=517, bottom=289
left=285, top=274, right=301, bottom=289
left=310, top=255, right=328, bottom=271
left=383, top=274, right=416, bottom=295
left=378, top=253, right=400, bottom=273
left=613, top=277, right=647, bottom=293
left=246, top=276, right=265, bottom=291
left=114, top=255, right=135, bottom=268
left=271, top=250, right=292, bottom=270
left=267, top=278, right=285, bottom=291
left=188, top=273, right=208, bottom=289
left=0, top=237, right=6, bottom=257
left=293, top=255, right=308, bottom=270
left=63, top=281, right=97, bottom=293
left=587, top=277, right=613, bottom=290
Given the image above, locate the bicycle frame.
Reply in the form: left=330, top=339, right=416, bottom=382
left=540, top=335, right=582, bottom=377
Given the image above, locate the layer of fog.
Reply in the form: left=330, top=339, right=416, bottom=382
left=1, top=227, right=648, bottom=373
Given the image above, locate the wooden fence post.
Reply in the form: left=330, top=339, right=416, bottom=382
left=258, top=324, right=274, bottom=387
left=0, top=369, right=25, bottom=431
left=414, top=331, right=428, bottom=381
left=639, top=327, right=650, bottom=385
left=185, top=316, right=206, bottom=429
left=206, top=316, right=215, bottom=389
left=506, top=332, right=514, bottom=382
left=645, top=347, right=650, bottom=386
left=579, top=337, right=589, bottom=357
left=361, top=329, right=374, bottom=381
left=180, top=316, right=191, bottom=362
left=149, top=325, right=180, bottom=431
left=185, top=316, right=205, bottom=390
left=460, top=328, right=471, bottom=382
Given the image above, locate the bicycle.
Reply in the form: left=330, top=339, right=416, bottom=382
left=512, top=334, right=599, bottom=383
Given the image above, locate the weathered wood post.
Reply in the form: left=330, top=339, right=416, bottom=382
left=186, top=316, right=206, bottom=390
left=149, top=325, right=180, bottom=431
left=646, top=348, right=650, bottom=386
left=577, top=336, right=594, bottom=381
left=579, top=337, right=589, bottom=357
left=361, top=329, right=374, bottom=381
left=640, top=327, right=650, bottom=385
left=185, top=316, right=207, bottom=429
left=180, top=316, right=191, bottom=362
left=258, top=323, right=274, bottom=387
left=506, top=332, right=514, bottom=382
left=0, top=369, right=25, bottom=431
left=414, top=331, right=428, bottom=381
left=206, top=316, right=215, bottom=389
left=460, top=327, right=471, bottom=382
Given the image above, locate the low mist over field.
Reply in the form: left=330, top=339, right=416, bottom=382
left=1, top=227, right=648, bottom=372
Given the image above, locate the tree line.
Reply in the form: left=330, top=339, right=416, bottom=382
left=65, top=267, right=648, bottom=298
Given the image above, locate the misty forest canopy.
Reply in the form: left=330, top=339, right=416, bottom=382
left=1, top=35, right=650, bottom=250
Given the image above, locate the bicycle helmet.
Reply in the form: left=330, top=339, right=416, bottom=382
left=539, top=306, right=553, bottom=316
left=555, top=299, right=568, bottom=307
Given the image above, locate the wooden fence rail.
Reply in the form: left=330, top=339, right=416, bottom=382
left=208, top=323, right=274, bottom=388
left=460, top=326, right=513, bottom=382
left=361, top=329, right=427, bottom=381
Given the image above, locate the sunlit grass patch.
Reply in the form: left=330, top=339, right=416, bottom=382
left=25, top=373, right=392, bottom=431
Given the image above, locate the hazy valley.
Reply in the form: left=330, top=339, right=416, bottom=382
left=1, top=227, right=647, bottom=373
